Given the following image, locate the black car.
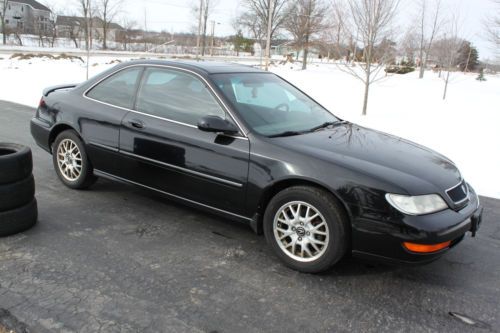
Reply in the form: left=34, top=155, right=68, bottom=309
left=31, top=60, right=483, bottom=273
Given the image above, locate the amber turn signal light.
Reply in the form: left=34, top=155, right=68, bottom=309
left=403, top=241, right=451, bottom=253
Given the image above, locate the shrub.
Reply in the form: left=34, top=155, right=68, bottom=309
left=385, top=65, right=415, bottom=74
left=9, top=53, right=83, bottom=62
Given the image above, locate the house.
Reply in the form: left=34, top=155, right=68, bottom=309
left=56, top=16, right=124, bottom=43
left=0, top=0, right=51, bottom=34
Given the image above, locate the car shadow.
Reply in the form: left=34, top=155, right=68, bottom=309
left=86, top=178, right=476, bottom=282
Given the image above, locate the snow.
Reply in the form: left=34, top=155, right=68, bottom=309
left=271, top=63, right=500, bottom=200
left=0, top=54, right=499, bottom=199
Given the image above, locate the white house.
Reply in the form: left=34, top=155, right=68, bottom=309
left=0, top=0, right=51, bottom=35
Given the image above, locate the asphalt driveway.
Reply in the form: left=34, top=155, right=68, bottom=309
left=0, top=100, right=499, bottom=332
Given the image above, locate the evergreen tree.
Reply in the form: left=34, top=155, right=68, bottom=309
left=456, top=41, right=479, bottom=72
left=476, top=68, right=487, bottom=81
left=232, top=30, right=254, bottom=56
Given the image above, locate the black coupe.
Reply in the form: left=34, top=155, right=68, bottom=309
left=31, top=60, right=483, bottom=272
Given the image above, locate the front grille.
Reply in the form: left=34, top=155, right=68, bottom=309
left=446, top=180, right=469, bottom=203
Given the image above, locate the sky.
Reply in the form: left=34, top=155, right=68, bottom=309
left=46, top=0, right=498, bottom=60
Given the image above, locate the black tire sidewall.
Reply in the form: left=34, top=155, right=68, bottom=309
left=263, top=186, right=348, bottom=273
left=0, top=198, right=37, bottom=237
left=0, top=143, right=32, bottom=185
left=52, top=130, right=94, bottom=189
left=0, top=175, right=35, bottom=211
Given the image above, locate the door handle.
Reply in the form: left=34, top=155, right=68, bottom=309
left=129, top=119, right=144, bottom=129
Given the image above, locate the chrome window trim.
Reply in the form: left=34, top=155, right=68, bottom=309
left=82, top=63, right=248, bottom=140
left=93, top=169, right=252, bottom=221
left=88, top=141, right=243, bottom=188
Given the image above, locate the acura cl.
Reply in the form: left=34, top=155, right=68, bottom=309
left=31, top=60, right=483, bottom=272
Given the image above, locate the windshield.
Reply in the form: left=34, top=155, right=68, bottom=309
left=211, top=73, right=339, bottom=137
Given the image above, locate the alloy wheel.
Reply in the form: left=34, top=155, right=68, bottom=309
left=273, top=201, right=330, bottom=262
left=56, top=139, right=82, bottom=181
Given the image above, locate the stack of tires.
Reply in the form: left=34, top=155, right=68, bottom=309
left=0, top=143, right=37, bottom=237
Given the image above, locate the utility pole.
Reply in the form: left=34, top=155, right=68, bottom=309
left=265, top=0, right=274, bottom=71
left=210, top=21, right=219, bottom=56
left=86, top=0, right=91, bottom=80
left=302, top=1, right=312, bottom=70
left=201, top=0, right=209, bottom=56
left=210, top=20, right=215, bottom=56
left=143, top=8, right=148, bottom=52
left=196, top=0, right=203, bottom=60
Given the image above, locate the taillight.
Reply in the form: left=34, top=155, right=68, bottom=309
left=38, top=97, right=46, bottom=109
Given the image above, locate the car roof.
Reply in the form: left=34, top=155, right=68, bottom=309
left=120, top=59, right=267, bottom=75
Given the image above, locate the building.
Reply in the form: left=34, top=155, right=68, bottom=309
left=0, top=0, right=51, bottom=35
left=56, top=16, right=124, bottom=43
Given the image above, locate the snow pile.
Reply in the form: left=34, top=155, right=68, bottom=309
left=0, top=55, right=498, bottom=198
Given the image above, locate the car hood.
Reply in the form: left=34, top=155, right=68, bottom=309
left=271, top=122, right=462, bottom=195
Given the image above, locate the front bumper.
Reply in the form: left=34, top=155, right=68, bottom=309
left=351, top=186, right=483, bottom=264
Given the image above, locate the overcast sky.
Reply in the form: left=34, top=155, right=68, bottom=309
left=47, top=0, right=498, bottom=60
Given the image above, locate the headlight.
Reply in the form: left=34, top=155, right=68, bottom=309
left=385, top=193, right=448, bottom=215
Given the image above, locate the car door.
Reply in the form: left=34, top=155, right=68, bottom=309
left=118, top=66, right=250, bottom=216
left=82, top=66, right=144, bottom=173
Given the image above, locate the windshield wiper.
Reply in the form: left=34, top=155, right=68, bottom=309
left=268, top=121, right=346, bottom=138
left=308, top=120, right=346, bottom=132
left=268, top=131, right=304, bottom=138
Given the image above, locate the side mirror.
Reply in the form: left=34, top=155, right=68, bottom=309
left=197, top=115, right=239, bottom=135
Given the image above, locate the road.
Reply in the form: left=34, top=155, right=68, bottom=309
left=0, top=100, right=499, bottom=332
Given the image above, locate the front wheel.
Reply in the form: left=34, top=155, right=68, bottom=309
left=52, top=130, right=97, bottom=189
left=263, top=186, right=349, bottom=273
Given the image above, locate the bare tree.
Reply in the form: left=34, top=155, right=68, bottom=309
left=239, top=0, right=290, bottom=53
left=416, top=0, right=442, bottom=78
left=118, top=17, right=136, bottom=51
left=285, top=0, right=328, bottom=69
left=485, top=0, right=500, bottom=58
left=190, top=0, right=219, bottom=56
left=236, top=11, right=265, bottom=41
left=202, top=0, right=219, bottom=56
left=76, top=0, right=94, bottom=50
left=97, top=0, right=122, bottom=50
left=327, top=0, right=349, bottom=59
left=0, top=0, right=9, bottom=45
left=13, top=23, right=22, bottom=45
left=433, top=12, right=465, bottom=100
left=41, top=3, right=60, bottom=48
left=400, top=28, right=419, bottom=65
left=338, top=0, right=400, bottom=116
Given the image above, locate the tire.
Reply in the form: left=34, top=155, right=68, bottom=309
left=52, top=130, right=97, bottom=189
left=263, top=186, right=349, bottom=273
left=0, top=198, right=37, bottom=237
left=0, top=175, right=35, bottom=211
left=0, top=143, right=32, bottom=185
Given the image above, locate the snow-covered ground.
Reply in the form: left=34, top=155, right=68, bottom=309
left=0, top=54, right=498, bottom=199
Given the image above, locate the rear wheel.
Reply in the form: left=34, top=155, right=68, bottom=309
left=52, top=130, right=97, bottom=189
left=263, top=186, right=349, bottom=273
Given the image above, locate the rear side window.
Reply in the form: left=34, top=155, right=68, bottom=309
left=136, top=67, right=225, bottom=125
left=87, top=67, right=142, bottom=109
